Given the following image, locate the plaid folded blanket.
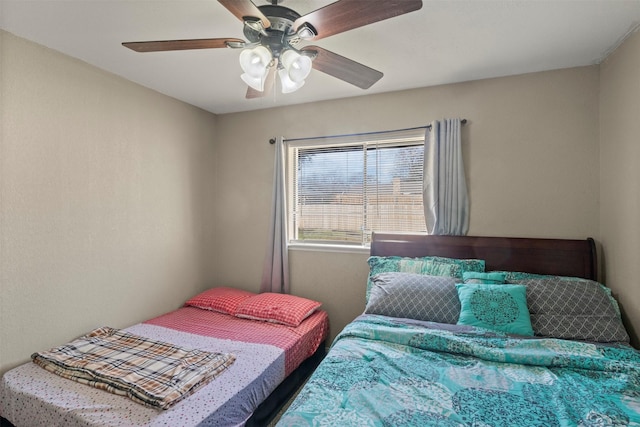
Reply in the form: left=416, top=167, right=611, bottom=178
left=31, top=327, right=235, bottom=410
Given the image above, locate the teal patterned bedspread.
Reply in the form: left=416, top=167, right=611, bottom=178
left=276, top=315, right=640, bottom=427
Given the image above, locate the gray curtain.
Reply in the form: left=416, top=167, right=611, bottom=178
left=260, top=137, right=290, bottom=293
left=423, top=119, right=469, bottom=235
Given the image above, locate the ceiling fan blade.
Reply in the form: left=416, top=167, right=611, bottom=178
left=294, top=0, right=422, bottom=40
left=302, top=46, right=383, bottom=89
left=122, top=38, right=245, bottom=52
left=246, top=64, right=277, bottom=99
left=218, top=0, right=271, bottom=29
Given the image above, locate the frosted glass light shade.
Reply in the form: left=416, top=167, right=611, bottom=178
left=278, top=68, right=304, bottom=93
left=239, top=46, right=272, bottom=79
left=280, top=49, right=312, bottom=83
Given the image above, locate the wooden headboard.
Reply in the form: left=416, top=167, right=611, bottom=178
left=370, top=233, right=597, bottom=281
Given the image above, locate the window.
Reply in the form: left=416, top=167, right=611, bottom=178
left=286, top=128, right=427, bottom=248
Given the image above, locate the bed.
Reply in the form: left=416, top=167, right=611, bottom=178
left=276, top=233, right=640, bottom=426
left=0, top=288, right=329, bottom=427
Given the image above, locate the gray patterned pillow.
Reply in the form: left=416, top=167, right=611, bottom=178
left=366, top=272, right=460, bottom=324
left=513, top=278, right=629, bottom=343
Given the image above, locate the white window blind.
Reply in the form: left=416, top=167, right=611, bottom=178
left=286, top=128, right=427, bottom=247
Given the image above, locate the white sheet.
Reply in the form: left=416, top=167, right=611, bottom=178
left=0, top=324, right=284, bottom=427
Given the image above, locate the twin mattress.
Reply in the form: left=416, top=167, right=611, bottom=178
left=0, top=306, right=328, bottom=426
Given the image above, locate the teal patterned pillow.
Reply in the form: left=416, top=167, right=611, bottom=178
left=492, top=270, right=541, bottom=281
left=456, top=283, right=534, bottom=336
left=462, top=271, right=506, bottom=284
left=429, top=256, right=485, bottom=275
left=366, top=256, right=486, bottom=302
left=423, top=260, right=462, bottom=277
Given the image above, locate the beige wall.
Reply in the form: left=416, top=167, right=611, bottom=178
left=0, top=31, right=218, bottom=373
left=214, top=66, right=601, bottom=342
left=600, top=29, right=640, bottom=347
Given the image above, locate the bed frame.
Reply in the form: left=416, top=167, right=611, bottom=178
left=370, top=233, right=597, bottom=280
left=246, top=342, right=325, bottom=426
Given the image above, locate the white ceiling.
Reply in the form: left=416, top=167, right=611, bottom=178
left=2, top=0, right=640, bottom=115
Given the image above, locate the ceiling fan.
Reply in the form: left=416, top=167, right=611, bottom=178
left=122, top=0, right=423, bottom=98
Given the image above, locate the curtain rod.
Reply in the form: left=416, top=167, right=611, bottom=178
left=269, top=119, right=467, bottom=144
left=426, top=118, right=467, bottom=130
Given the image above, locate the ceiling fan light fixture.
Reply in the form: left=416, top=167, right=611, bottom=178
left=124, top=0, right=423, bottom=99
left=278, top=68, right=305, bottom=94
left=239, top=45, right=272, bottom=78
left=280, top=49, right=312, bottom=83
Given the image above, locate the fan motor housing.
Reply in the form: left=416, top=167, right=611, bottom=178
left=243, top=5, right=301, bottom=56
left=262, top=5, right=300, bottom=28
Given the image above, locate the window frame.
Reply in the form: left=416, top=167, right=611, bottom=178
left=285, top=128, right=427, bottom=251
